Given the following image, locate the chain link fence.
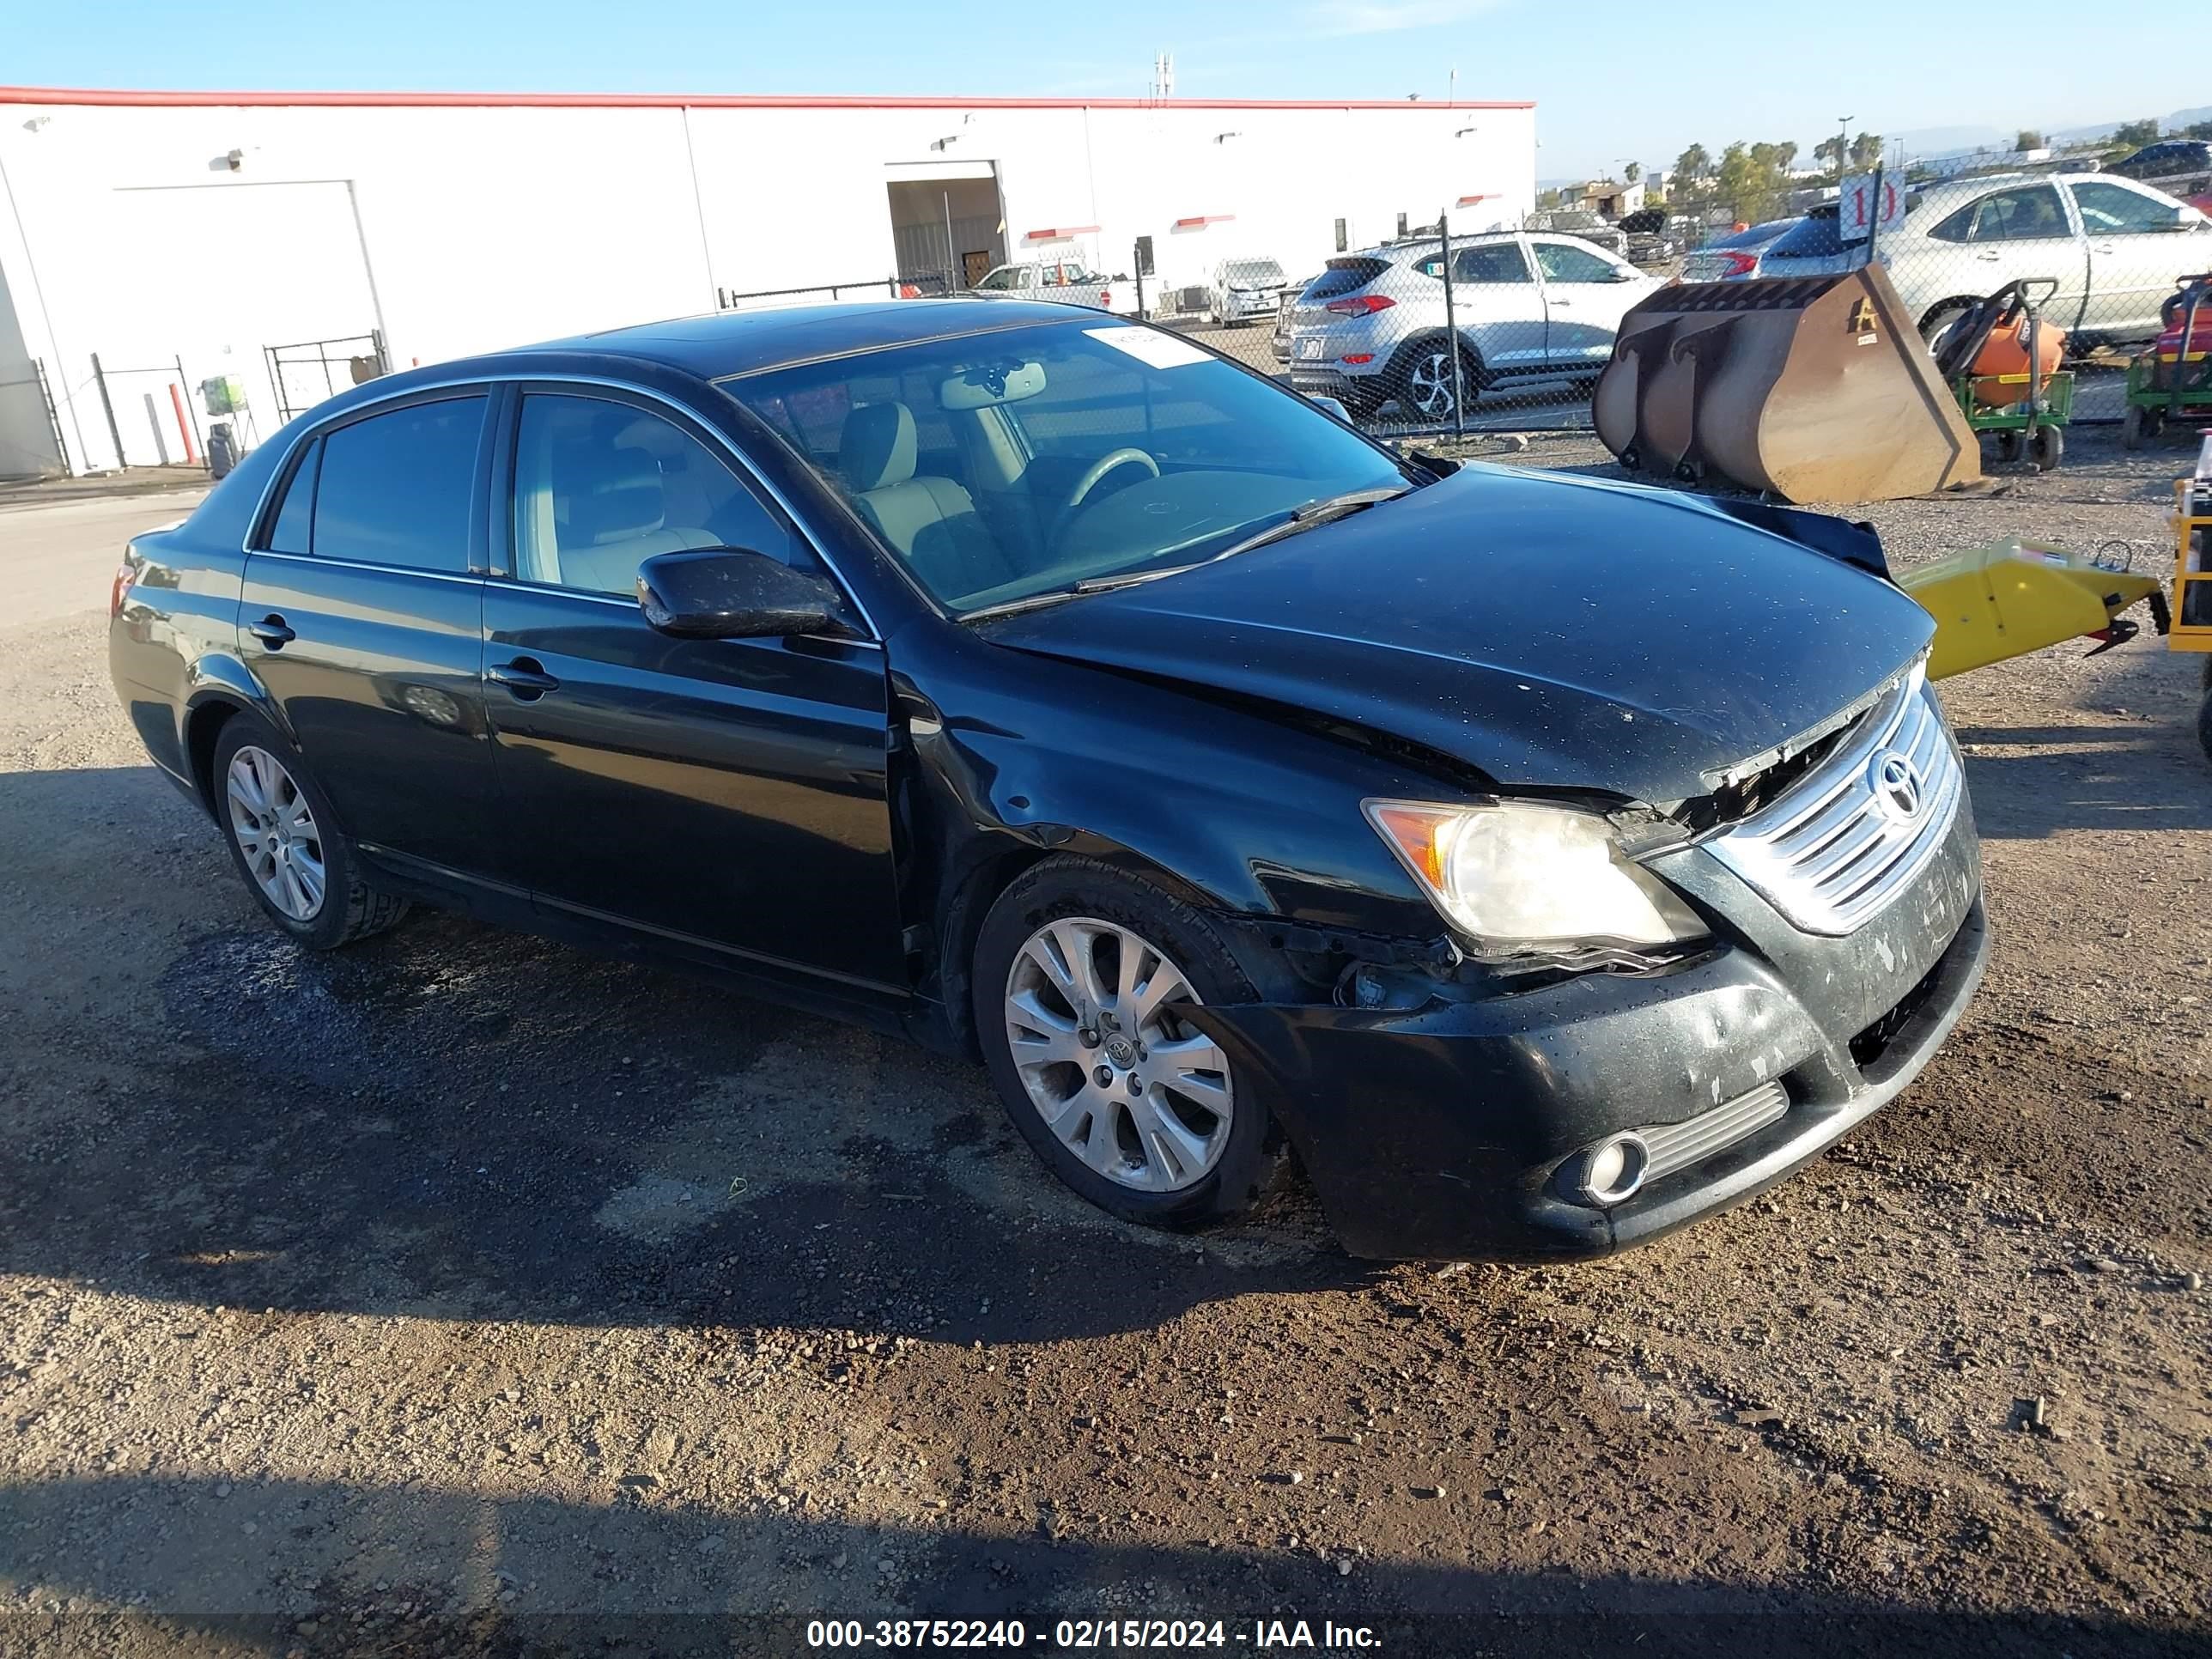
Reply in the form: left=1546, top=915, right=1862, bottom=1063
left=1147, top=166, right=2211, bottom=450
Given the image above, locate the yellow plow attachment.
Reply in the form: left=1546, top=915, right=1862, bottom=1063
left=1899, top=541, right=2166, bottom=680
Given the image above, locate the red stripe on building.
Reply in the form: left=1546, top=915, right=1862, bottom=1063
left=0, top=85, right=1533, bottom=112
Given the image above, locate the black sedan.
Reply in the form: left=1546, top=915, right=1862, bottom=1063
left=108, top=299, right=1987, bottom=1260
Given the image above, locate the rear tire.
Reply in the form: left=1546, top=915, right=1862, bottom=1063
left=1390, top=337, right=1481, bottom=423
left=210, top=711, right=408, bottom=951
left=2031, top=424, right=2063, bottom=472
left=972, top=857, right=1284, bottom=1231
left=2121, top=404, right=2145, bottom=450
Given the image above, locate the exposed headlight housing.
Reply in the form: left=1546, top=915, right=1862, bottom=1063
left=1364, top=798, right=1708, bottom=965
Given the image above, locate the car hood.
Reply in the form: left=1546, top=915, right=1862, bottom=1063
left=976, top=465, right=1932, bottom=804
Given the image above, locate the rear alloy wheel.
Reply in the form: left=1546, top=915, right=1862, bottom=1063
left=1400, top=342, right=1480, bottom=422
left=210, top=711, right=409, bottom=951
left=974, top=858, right=1283, bottom=1229
left=227, top=744, right=326, bottom=922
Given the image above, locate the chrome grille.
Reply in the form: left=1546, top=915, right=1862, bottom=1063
left=1708, top=665, right=1962, bottom=937
left=1639, top=1081, right=1790, bottom=1182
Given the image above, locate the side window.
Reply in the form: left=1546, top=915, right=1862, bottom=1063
left=1534, top=243, right=1622, bottom=283
left=1453, top=243, right=1534, bottom=284
left=1938, top=185, right=2070, bottom=243
left=2070, top=181, right=2184, bottom=235
left=510, top=393, right=800, bottom=597
left=264, top=437, right=320, bottom=555
left=312, top=397, right=486, bottom=571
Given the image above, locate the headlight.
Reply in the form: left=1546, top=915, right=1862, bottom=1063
left=1364, top=798, right=1708, bottom=963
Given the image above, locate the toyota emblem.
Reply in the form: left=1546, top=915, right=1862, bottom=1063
left=1868, top=749, right=1925, bottom=823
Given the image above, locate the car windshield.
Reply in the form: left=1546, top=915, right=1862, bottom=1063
left=725, top=317, right=1413, bottom=616
left=1224, top=260, right=1285, bottom=285
left=974, top=268, right=1023, bottom=291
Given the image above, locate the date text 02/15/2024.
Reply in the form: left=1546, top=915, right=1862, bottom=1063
left=805, top=1620, right=1382, bottom=1650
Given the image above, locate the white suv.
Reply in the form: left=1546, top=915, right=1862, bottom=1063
left=1282, top=232, right=1663, bottom=422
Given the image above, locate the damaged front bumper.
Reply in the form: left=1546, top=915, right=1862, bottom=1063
left=1186, top=806, right=1988, bottom=1261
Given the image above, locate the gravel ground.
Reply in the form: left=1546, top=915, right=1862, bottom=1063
left=2, top=430, right=2208, bottom=1659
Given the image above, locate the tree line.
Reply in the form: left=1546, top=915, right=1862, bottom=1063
left=1663, top=134, right=1883, bottom=224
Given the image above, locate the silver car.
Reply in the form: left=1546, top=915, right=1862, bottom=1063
left=1283, top=232, right=1663, bottom=422
left=1206, top=257, right=1288, bottom=326
left=1679, top=219, right=1798, bottom=283
left=1755, top=171, right=2212, bottom=347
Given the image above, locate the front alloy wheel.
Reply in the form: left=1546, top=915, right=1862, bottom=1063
left=226, top=744, right=325, bottom=921
left=1003, top=917, right=1234, bottom=1194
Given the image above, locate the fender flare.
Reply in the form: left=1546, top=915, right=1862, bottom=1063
left=178, top=655, right=286, bottom=811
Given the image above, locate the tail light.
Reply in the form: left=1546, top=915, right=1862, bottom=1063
left=110, top=552, right=135, bottom=618
left=1325, top=295, right=1395, bottom=317
left=1722, top=252, right=1758, bottom=277
left=1097, top=289, right=1111, bottom=307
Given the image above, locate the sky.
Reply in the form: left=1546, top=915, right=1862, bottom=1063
left=7, top=0, right=2200, bottom=181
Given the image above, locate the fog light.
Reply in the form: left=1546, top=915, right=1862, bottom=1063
left=1576, top=1133, right=1650, bottom=1206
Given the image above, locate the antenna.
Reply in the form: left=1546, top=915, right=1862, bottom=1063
left=1152, top=51, right=1175, bottom=100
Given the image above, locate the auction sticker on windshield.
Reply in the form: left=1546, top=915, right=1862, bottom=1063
left=1084, top=327, right=1212, bottom=370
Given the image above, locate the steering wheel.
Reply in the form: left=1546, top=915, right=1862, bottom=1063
left=1062, top=447, right=1160, bottom=516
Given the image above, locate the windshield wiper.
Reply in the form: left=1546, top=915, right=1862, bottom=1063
left=1205, top=485, right=1411, bottom=562
left=960, top=485, right=1412, bottom=624
left=960, top=565, right=1195, bottom=623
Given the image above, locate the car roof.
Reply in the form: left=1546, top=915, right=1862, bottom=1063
left=514, top=298, right=1096, bottom=380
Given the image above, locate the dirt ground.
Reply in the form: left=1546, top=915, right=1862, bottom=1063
left=2, top=428, right=2208, bottom=1658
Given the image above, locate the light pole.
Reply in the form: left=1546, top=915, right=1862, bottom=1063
left=1836, top=114, right=1854, bottom=180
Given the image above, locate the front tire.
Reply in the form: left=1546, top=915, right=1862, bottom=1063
left=973, top=858, right=1282, bottom=1230
left=211, top=711, right=408, bottom=951
left=1920, top=301, right=1972, bottom=355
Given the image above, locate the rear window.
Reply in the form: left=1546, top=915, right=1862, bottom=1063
left=1711, top=219, right=1793, bottom=249
left=1765, top=208, right=1844, bottom=259
left=1224, top=260, right=1285, bottom=285
left=1303, top=258, right=1389, bottom=301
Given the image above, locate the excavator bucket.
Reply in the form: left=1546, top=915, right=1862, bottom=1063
left=1594, top=266, right=1982, bottom=503
left=1898, top=540, right=2166, bottom=680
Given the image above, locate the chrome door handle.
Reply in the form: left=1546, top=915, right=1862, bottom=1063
left=489, top=657, right=560, bottom=698
left=246, top=616, right=295, bottom=647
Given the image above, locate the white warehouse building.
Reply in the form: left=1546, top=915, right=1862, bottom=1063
left=0, top=85, right=1535, bottom=479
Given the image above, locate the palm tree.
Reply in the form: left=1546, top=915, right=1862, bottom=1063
left=1674, top=143, right=1710, bottom=186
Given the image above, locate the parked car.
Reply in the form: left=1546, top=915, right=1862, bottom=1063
left=1273, top=274, right=1320, bottom=362
left=1283, top=232, right=1666, bottom=420
left=1206, top=257, right=1290, bottom=326
left=1680, top=218, right=1800, bottom=283
left=1615, top=207, right=1689, bottom=267
left=1522, top=210, right=1630, bottom=259
left=2110, top=139, right=2212, bottom=191
left=969, top=260, right=1139, bottom=316
left=1756, top=172, right=2212, bottom=347
left=108, top=298, right=1986, bottom=1261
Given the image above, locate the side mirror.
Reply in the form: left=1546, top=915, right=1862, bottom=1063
left=636, top=547, right=850, bottom=640
left=1304, top=393, right=1353, bottom=423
